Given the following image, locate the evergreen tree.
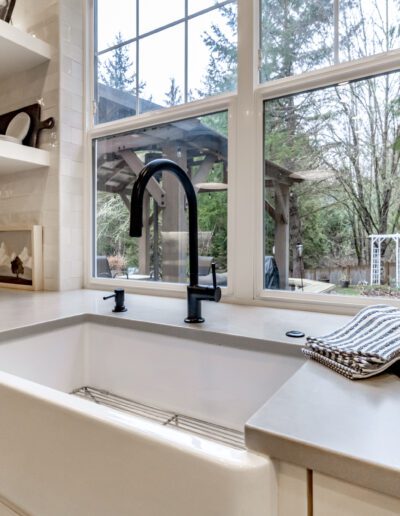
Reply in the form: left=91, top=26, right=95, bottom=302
left=164, top=78, right=182, bottom=106
left=198, top=4, right=237, bottom=96
left=100, top=32, right=136, bottom=92
left=260, top=0, right=333, bottom=82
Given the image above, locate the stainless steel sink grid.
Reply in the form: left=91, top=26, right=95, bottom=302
left=72, top=386, right=245, bottom=450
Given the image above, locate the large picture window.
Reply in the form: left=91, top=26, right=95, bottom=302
left=89, top=0, right=400, bottom=309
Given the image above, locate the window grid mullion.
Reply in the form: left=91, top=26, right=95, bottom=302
left=334, top=0, right=339, bottom=64
left=136, top=0, right=140, bottom=115
left=184, top=0, right=188, bottom=104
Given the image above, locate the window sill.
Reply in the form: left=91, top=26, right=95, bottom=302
left=255, top=289, right=400, bottom=316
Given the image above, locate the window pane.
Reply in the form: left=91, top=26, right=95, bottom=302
left=260, top=0, right=400, bottom=83
left=263, top=71, right=400, bottom=299
left=94, top=1, right=237, bottom=123
left=139, top=24, right=185, bottom=113
left=339, top=0, right=400, bottom=61
left=260, top=0, right=334, bottom=83
left=189, top=0, right=224, bottom=15
left=94, top=112, right=228, bottom=286
left=188, top=4, right=237, bottom=100
left=96, top=0, right=136, bottom=52
left=139, top=0, right=184, bottom=34
left=96, top=43, right=137, bottom=124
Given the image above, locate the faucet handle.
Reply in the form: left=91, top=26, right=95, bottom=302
left=211, top=262, right=217, bottom=289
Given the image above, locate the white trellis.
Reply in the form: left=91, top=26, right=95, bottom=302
left=369, top=234, right=400, bottom=287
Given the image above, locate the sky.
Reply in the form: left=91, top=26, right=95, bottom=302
left=96, top=0, right=236, bottom=106
left=96, top=0, right=399, bottom=107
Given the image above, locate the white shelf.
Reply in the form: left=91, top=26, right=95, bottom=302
left=0, top=140, right=50, bottom=174
left=0, top=19, right=51, bottom=80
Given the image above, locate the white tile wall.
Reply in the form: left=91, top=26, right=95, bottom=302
left=0, top=0, right=85, bottom=291
left=59, top=0, right=84, bottom=291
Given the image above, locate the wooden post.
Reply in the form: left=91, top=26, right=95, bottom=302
left=274, top=183, right=289, bottom=290
left=138, top=192, right=151, bottom=275
left=162, top=144, right=188, bottom=283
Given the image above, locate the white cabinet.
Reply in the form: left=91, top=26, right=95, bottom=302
left=313, top=472, right=400, bottom=516
left=274, top=461, right=308, bottom=516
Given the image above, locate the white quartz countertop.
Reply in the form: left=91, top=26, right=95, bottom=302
left=2, top=289, right=400, bottom=498
left=0, top=288, right=350, bottom=344
left=245, top=360, right=400, bottom=498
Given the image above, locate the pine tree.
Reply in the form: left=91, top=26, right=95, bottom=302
left=164, top=78, right=182, bottom=106
left=198, top=5, right=237, bottom=97
left=100, top=32, right=136, bottom=92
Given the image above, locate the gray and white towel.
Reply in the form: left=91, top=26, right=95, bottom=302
left=302, top=305, right=400, bottom=379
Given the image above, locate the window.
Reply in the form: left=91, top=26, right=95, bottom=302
left=260, top=0, right=400, bottom=83
left=263, top=71, right=400, bottom=299
left=93, top=112, right=228, bottom=285
left=94, top=0, right=237, bottom=124
left=89, top=0, right=400, bottom=309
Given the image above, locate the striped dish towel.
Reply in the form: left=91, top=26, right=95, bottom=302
left=302, top=305, right=400, bottom=379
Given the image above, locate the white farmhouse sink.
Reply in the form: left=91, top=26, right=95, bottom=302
left=0, top=316, right=303, bottom=516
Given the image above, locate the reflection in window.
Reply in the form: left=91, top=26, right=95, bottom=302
left=188, top=4, right=237, bottom=101
left=96, top=42, right=137, bottom=124
left=139, top=24, right=185, bottom=112
left=263, top=71, right=400, bottom=298
left=260, top=0, right=400, bottom=83
left=96, top=0, right=136, bottom=53
left=94, top=112, right=228, bottom=285
left=94, top=0, right=237, bottom=124
left=139, top=0, right=184, bottom=34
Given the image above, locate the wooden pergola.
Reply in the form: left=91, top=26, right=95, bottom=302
left=97, top=83, right=323, bottom=286
left=96, top=85, right=227, bottom=282
left=264, top=160, right=306, bottom=289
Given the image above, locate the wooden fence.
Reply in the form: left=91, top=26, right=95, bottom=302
left=304, top=262, right=397, bottom=285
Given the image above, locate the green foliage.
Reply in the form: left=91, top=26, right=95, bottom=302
left=97, top=192, right=138, bottom=267
left=260, top=0, right=333, bottom=82
left=197, top=164, right=228, bottom=270
left=200, top=112, right=228, bottom=138
left=198, top=5, right=237, bottom=96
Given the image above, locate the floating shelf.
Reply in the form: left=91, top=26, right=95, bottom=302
left=0, top=19, right=51, bottom=80
left=0, top=140, right=50, bottom=174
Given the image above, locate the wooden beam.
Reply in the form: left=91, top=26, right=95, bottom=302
left=119, top=192, right=131, bottom=211
left=265, top=160, right=296, bottom=185
left=265, top=200, right=278, bottom=222
left=274, top=182, right=290, bottom=290
left=97, top=162, right=126, bottom=190
left=119, top=150, right=166, bottom=207
left=162, top=144, right=188, bottom=283
left=274, top=182, right=289, bottom=224
left=192, top=155, right=217, bottom=187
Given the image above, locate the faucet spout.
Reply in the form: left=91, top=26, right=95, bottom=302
left=130, top=158, right=221, bottom=323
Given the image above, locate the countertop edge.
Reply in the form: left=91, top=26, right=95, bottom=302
left=245, top=422, right=400, bottom=499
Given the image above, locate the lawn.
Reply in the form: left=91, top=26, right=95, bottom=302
left=330, top=286, right=361, bottom=296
